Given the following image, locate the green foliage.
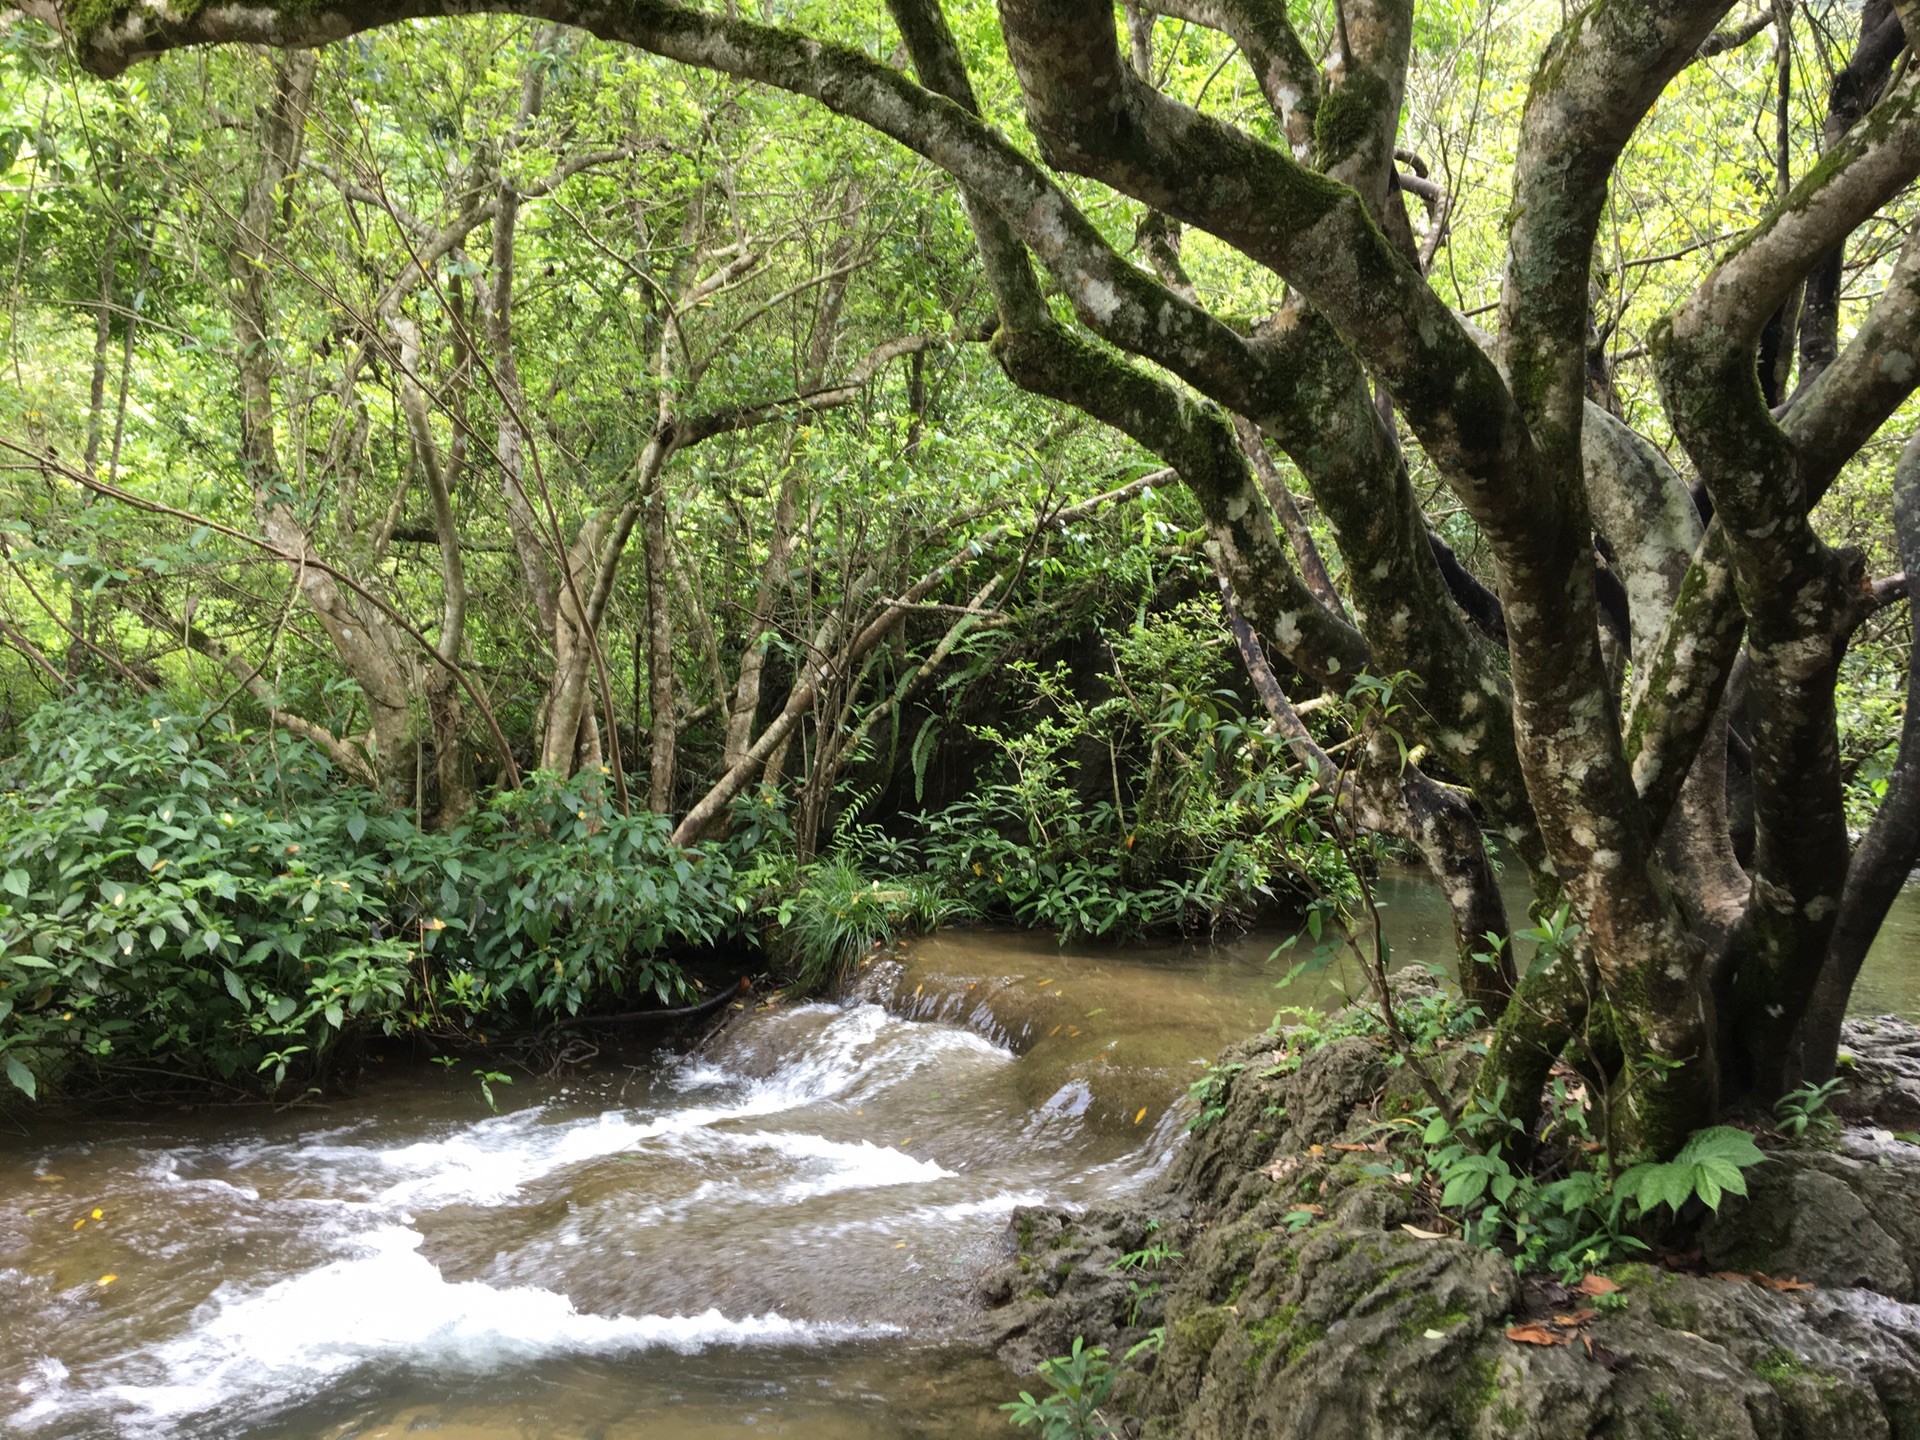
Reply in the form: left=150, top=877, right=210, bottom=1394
left=1001, top=1337, right=1119, bottom=1440
left=1411, top=1088, right=1766, bottom=1279
left=0, top=695, right=746, bottom=1098
left=1185, top=1060, right=1244, bottom=1133
left=413, top=770, right=737, bottom=1021
left=1109, top=1229, right=1182, bottom=1327
left=914, top=608, right=1353, bottom=943
left=1773, top=1078, right=1845, bottom=1140
left=764, top=854, right=949, bottom=993
left=1614, top=1127, right=1766, bottom=1216
left=0, top=694, right=416, bottom=1095
left=1267, top=990, right=1482, bottom=1073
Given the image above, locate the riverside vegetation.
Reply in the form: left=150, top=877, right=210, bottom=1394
left=8, top=0, right=1920, bottom=1432
left=6, top=0, right=1920, bottom=1144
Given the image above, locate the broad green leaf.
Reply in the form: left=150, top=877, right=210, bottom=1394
left=5, top=1056, right=35, bottom=1100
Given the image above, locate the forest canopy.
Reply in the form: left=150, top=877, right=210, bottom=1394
left=0, top=0, right=1916, bottom=1159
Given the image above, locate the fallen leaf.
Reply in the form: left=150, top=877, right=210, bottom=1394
left=894, top=1242, right=907, bottom=1250
left=899, top=1138, right=912, bottom=1147
left=1552, top=1310, right=1598, bottom=1327
left=1037, top=979, right=1052, bottom=986
left=1401, top=1223, right=1448, bottom=1240
left=1332, top=1142, right=1372, bottom=1153
left=1134, top=1108, right=1148, bottom=1125
left=1422, top=1328, right=1446, bottom=1340
left=35, top=1176, right=63, bottom=1184
left=1392, top=1172, right=1416, bottom=1185
left=72, top=1219, right=85, bottom=1231
left=1710, top=1271, right=1751, bottom=1284
left=1308, top=1144, right=1326, bottom=1157
left=1506, top=1324, right=1570, bottom=1347
left=91, top=1209, right=102, bottom=1220
left=96, top=1274, right=116, bottom=1287
left=1572, top=1275, right=1621, bottom=1297
left=1755, top=1274, right=1814, bottom=1292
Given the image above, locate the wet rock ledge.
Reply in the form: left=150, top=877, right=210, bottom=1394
left=974, top=1014, right=1920, bottom=1439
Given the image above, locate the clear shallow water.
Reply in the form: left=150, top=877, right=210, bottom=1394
left=1, top=874, right=1914, bottom=1439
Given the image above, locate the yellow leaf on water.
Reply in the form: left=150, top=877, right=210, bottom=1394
left=1134, top=1108, right=1148, bottom=1125
left=1049, top=1025, right=1062, bottom=1037
left=894, top=1242, right=907, bottom=1249
left=36, top=1176, right=63, bottom=1184
left=899, top=1138, right=911, bottom=1147
left=72, top=1219, right=85, bottom=1231
left=91, top=1209, right=102, bottom=1220
left=1036, top=979, right=1052, bottom=986
left=96, top=1275, right=116, bottom=1287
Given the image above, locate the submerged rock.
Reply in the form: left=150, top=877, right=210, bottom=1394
left=976, top=1022, right=1920, bottom=1438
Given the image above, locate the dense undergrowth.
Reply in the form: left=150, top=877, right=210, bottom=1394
left=0, top=653, right=1357, bottom=1100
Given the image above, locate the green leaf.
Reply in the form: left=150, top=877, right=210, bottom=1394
left=1441, top=1170, right=1489, bottom=1207
left=83, top=808, right=108, bottom=834
left=324, top=1002, right=344, bottom=1029
left=5, top=1056, right=35, bottom=1100
left=223, top=968, right=248, bottom=1006
left=346, top=813, right=367, bottom=844
left=265, top=995, right=298, bottom=1023
left=1, top=868, right=27, bottom=898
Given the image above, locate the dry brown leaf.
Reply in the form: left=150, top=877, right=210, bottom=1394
left=1756, top=1274, right=1814, bottom=1292
left=1552, top=1309, right=1599, bottom=1327
left=1709, top=1271, right=1752, bottom=1284
left=1506, top=1324, right=1570, bottom=1347
left=1400, top=1223, right=1448, bottom=1240
left=1571, top=1275, right=1621, bottom=1297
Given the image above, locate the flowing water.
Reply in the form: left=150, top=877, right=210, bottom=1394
left=3, top=876, right=1916, bottom=1439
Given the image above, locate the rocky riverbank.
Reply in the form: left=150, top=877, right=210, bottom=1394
left=975, top=1013, right=1920, bottom=1438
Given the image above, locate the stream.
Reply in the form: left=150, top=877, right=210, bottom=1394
left=3, top=875, right=1916, bottom=1439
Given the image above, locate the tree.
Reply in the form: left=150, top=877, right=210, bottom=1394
left=13, top=0, right=1920, bottom=1155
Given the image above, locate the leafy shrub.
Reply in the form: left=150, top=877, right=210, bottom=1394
left=0, top=695, right=748, bottom=1098
left=0, top=694, right=414, bottom=1095
left=913, top=617, right=1353, bottom=942
left=1411, top=1088, right=1766, bottom=1280
left=407, top=771, right=738, bottom=1022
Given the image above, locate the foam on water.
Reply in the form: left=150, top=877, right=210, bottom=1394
left=4, top=1001, right=1012, bottom=1438
left=10, top=1226, right=894, bottom=1435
